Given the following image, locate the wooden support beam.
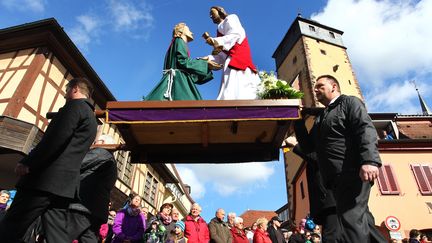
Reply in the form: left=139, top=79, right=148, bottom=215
left=201, top=122, right=209, bottom=148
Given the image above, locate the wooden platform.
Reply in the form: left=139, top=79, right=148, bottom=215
left=105, top=100, right=301, bottom=163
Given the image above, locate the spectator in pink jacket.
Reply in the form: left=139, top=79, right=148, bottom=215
left=184, top=203, right=209, bottom=243
left=99, top=209, right=117, bottom=242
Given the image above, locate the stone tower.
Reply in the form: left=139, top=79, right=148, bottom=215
left=273, top=16, right=364, bottom=221
left=273, top=16, right=363, bottom=108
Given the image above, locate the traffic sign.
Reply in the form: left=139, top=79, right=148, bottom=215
left=385, top=216, right=401, bottom=232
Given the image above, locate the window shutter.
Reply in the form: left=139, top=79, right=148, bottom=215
left=385, top=165, right=400, bottom=194
left=377, top=167, right=390, bottom=194
left=423, top=165, right=432, bottom=190
left=377, top=165, right=400, bottom=195
left=411, top=164, right=432, bottom=195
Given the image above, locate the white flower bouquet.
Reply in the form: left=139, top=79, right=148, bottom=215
left=257, top=71, right=304, bottom=99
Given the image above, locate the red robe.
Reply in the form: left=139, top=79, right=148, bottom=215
left=217, top=31, right=257, bottom=73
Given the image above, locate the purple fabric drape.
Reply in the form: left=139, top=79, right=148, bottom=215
left=107, top=107, right=299, bottom=123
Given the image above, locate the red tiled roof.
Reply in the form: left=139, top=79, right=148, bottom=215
left=397, top=121, right=432, bottom=139
left=239, top=210, right=277, bottom=228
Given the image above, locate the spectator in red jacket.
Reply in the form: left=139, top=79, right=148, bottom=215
left=184, top=203, right=209, bottom=243
left=231, top=217, right=248, bottom=243
left=253, top=218, right=272, bottom=243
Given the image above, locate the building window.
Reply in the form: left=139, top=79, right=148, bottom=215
left=144, top=173, right=152, bottom=201
left=300, top=181, right=305, bottom=199
left=280, top=210, right=288, bottom=221
left=293, top=56, right=297, bottom=64
left=123, top=158, right=133, bottom=185
left=144, top=172, right=159, bottom=205
left=115, top=150, right=132, bottom=186
left=411, top=164, right=432, bottom=195
left=333, top=65, right=339, bottom=72
left=115, top=151, right=125, bottom=175
left=150, top=178, right=158, bottom=204
left=329, top=32, right=335, bottom=38
left=289, top=73, right=301, bottom=90
left=377, top=164, right=400, bottom=195
left=309, top=25, right=316, bottom=32
left=320, top=49, right=327, bottom=55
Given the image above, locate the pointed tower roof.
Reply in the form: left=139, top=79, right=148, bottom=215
left=411, top=80, right=431, bottom=115
left=417, top=90, right=431, bottom=115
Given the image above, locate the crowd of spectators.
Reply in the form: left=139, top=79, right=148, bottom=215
left=0, top=189, right=431, bottom=243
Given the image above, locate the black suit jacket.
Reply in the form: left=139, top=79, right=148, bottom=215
left=313, top=95, right=381, bottom=183
left=16, top=99, right=97, bottom=198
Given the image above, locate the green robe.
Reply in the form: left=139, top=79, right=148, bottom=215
left=145, top=37, right=213, bottom=100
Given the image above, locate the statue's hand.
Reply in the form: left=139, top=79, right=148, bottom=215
left=202, top=32, right=211, bottom=40
left=205, top=37, right=214, bottom=46
left=205, top=37, right=221, bottom=49
left=208, top=60, right=223, bottom=70
left=198, top=56, right=209, bottom=61
left=211, top=47, right=223, bottom=55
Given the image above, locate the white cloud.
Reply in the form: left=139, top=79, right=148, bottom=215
left=68, top=15, right=102, bottom=51
left=177, top=163, right=275, bottom=198
left=176, top=166, right=206, bottom=199
left=365, top=79, right=430, bottom=114
left=66, top=0, right=154, bottom=51
left=107, top=0, right=154, bottom=32
left=77, top=15, right=100, bottom=33
left=311, top=0, right=432, bottom=112
left=1, top=0, right=46, bottom=12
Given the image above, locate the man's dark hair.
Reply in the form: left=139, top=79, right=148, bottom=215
left=316, top=74, right=341, bottom=92
left=67, top=77, right=93, bottom=98
left=211, top=6, right=228, bottom=19
left=409, top=229, right=420, bottom=238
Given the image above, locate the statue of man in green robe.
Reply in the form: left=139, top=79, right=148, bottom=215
left=146, top=23, right=221, bottom=101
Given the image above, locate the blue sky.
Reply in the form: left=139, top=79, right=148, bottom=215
left=1, top=0, right=431, bottom=221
